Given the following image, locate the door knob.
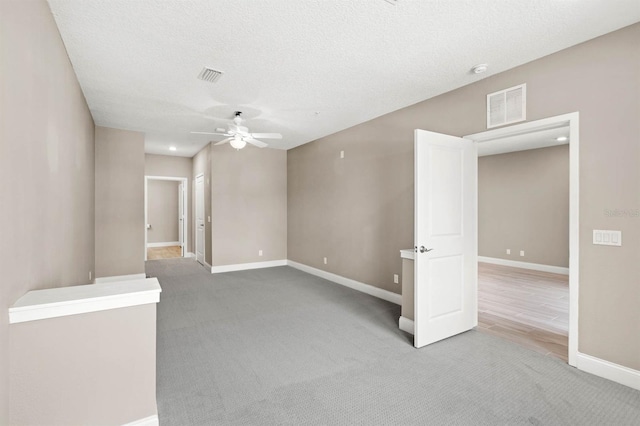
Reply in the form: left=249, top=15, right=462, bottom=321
left=419, top=246, right=434, bottom=253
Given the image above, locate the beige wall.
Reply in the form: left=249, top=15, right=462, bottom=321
left=193, top=144, right=212, bottom=265
left=288, top=120, right=414, bottom=293
left=147, top=180, right=180, bottom=244
left=479, top=145, right=569, bottom=267
left=145, top=154, right=193, bottom=252
left=10, top=304, right=157, bottom=425
left=95, top=126, right=145, bottom=278
left=0, top=0, right=96, bottom=421
left=211, top=145, right=287, bottom=266
left=288, top=24, right=640, bottom=370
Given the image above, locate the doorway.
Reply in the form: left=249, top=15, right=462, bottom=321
left=475, top=133, right=570, bottom=361
left=145, top=176, right=188, bottom=261
left=467, top=113, right=578, bottom=366
left=414, top=112, right=579, bottom=367
left=195, top=173, right=205, bottom=265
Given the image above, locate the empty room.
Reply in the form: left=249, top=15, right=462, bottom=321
left=1, top=1, right=639, bottom=425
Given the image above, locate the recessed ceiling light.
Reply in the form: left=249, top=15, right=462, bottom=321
left=472, top=64, right=488, bottom=74
left=556, top=136, right=568, bottom=142
left=169, top=146, right=177, bottom=151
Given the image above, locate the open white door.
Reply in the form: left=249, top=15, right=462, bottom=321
left=178, top=183, right=185, bottom=257
left=414, top=129, right=477, bottom=348
left=195, top=174, right=205, bottom=265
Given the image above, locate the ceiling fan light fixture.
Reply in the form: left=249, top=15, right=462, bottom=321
left=230, top=135, right=246, bottom=150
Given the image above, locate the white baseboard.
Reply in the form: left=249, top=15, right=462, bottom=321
left=576, top=352, right=640, bottom=391
left=147, top=241, right=180, bottom=248
left=478, top=256, right=569, bottom=275
left=122, top=414, right=159, bottom=426
left=94, top=273, right=147, bottom=284
left=185, top=252, right=195, bottom=258
left=399, top=316, right=414, bottom=335
left=211, top=260, right=287, bottom=273
left=287, top=260, right=402, bottom=305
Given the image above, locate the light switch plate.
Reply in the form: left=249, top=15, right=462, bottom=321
left=593, top=230, right=622, bottom=246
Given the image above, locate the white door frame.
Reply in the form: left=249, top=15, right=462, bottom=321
left=464, top=112, right=579, bottom=367
left=144, top=175, right=189, bottom=261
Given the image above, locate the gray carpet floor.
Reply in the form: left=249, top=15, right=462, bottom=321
left=147, top=258, right=640, bottom=425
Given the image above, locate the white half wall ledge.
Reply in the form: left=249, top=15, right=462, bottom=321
left=399, top=316, right=415, bottom=335
left=211, top=260, right=288, bottom=273
left=287, top=260, right=402, bottom=305
left=122, top=414, right=159, bottom=426
left=478, top=256, right=569, bottom=275
left=576, top=352, right=640, bottom=392
left=9, top=278, right=161, bottom=324
left=400, top=249, right=415, bottom=260
left=94, top=273, right=147, bottom=283
left=147, top=241, right=181, bottom=248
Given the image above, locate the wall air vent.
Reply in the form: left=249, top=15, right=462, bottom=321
left=487, top=84, right=526, bottom=129
left=197, top=67, right=223, bottom=83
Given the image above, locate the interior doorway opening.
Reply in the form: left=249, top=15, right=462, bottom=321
left=195, top=173, right=205, bottom=265
left=475, top=127, right=570, bottom=361
left=465, top=112, right=579, bottom=366
left=144, top=176, right=188, bottom=261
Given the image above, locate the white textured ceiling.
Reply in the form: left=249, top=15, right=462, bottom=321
left=47, top=0, right=640, bottom=157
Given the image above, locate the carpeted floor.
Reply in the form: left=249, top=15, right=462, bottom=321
left=147, top=258, right=640, bottom=425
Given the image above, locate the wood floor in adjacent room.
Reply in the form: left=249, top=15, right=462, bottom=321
left=477, top=262, right=569, bottom=362
left=147, top=245, right=182, bottom=260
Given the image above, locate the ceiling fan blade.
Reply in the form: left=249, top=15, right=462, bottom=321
left=191, top=131, right=230, bottom=136
left=250, top=132, right=282, bottom=139
left=245, top=138, right=268, bottom=148
left=214, top=137, right=233, bottom=146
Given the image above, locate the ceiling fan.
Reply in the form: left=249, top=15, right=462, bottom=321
left=191, top=111, right=282, bottom=150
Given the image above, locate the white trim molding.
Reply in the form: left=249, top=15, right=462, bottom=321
left=576, top=352, right=640, bottom=391
left=147, top=241, right=180, bottom=248
left=399, top=316, right=415, bottom=335
left=9, top=278, right=161, bottom=324
left=94, top=273, right=147, bottom=284
left=478, top=256, right=569, bottom=275
left=211, top=260, right=287, bottom=273
left=287, top=260, right=402, bottom=305
left=185, top=252, right=195, bottom=258
left=122, top=414, right=159, bottom=426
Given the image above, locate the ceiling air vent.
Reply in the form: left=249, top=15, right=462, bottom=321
left=197, top=67, right=223, bottom=83
left=487, top=84, right=526, bottom=129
